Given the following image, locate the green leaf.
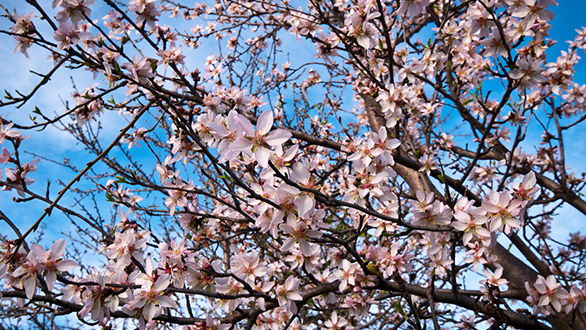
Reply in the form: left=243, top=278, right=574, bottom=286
left=218, top=173, right=232, bottom=181
left=392, top=300, right=406, bottom=316
left=113, top=175, right=128, bottom=184
left=366, top=262, right=380, bottom=275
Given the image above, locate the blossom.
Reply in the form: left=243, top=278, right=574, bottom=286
left=157, top=48, right=185, bottom=66
left=279, top=216, right=322, bottom=255
left=347, top=127, right=400, bottom=167
left=324, top=311, right=350, bottom=329
left=230, top=252, right=267, bottom=284
left=229, top=111, right=292, bottom=167
left=267, top=144, right=298, bottom=175
left=12, top=245, right=45, bottom=299
left=123, top=56, right=156, bottom=84
left=464, top=242, right=488, bottom=271
left=128, top=274, right=177, bottom=321
left=367, top=198, right=399, bottom=236
left=288, top=163, right=318, bottom=217
left=43, top=239, right=79, bottom=291
left=255, top=204, right=284, bottom=237
left=345, top=4, right=379, bottom=49
left=10, top=14, right=36, bottom=57
left=275, top=276, right=303, bottom=310
left=164, top=179, right=194, bottom=215
left=2, top=0, right=584, bottom=327
left=571, top=27, right=586, bottom=50
left=0, top=122, right=21, bottom=143
left=411, top=191, right=452, bottom=227
left=483, top=191, right=524, bottom=234
left=510, top=58, right=546, bottom=85
left=54, top=23, right=86, bottom=50
left=72, top=87, right=104, bottom=124
left=418, top=153, right=437, bottom=175
left=531, top=275, right=569, bottom=313
left=452, top=206, right=490, bottom=245
left=0, top=148, right=11, bottom=164
left=54, top=0, right=95, bottom=26
left=512, top=171, right=539, bottom=200
left=380, top=242, right=408, bottom=277
left=454, top=314, right=476, bottom=329
left=158, top=240, right=191, bottom=287
left=564, top=285, right=586, bottom=314
left=78, top=275, right=119, bottom=322
left=334, top=260, right=360, bottom=292
left=481, top=266, right=508, bottom=290
left=129, top=0, right=161, bottom=28
left=105, top=228, right=149, bottom=267
left=397, top=0, right=430, bottom=17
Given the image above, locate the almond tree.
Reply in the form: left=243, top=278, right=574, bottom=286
left=1, top=0, right=586, bottom=328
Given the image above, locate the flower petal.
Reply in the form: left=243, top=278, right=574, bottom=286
left=265, top=129, right=291, bottom=146
left=24, top=277, right=36, bottom=299
left=57, top=259, right=79, bottom=272
left=295, top=194, right=314, bottom=217
left=256, top=111, right=273, bottom=135
left=50, top=239, right=66, bottom=259
left=255, top=147, right=271, bottom=168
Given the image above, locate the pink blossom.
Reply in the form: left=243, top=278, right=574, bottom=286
left=129, top=0, right=161, bottom=28
left=54, top=0, right=95, bottom=26
left=481, top=266, right=508, bottom=289
left=230, top=252, right=267, bottom=284
left=334, top=260, right=359, bottom=292
left=0, top=122, right=21, bottom=143
left=279, top=217, right=322, bottom=256
left=12, top=245, right=45, bottom=299
left=531, top=275, right=569, bottom=313
left=230, top=111, right=292, bottom=167
left=275, top=275, right=303, bottom=309
left=10, top=14, right=36, bottom=57
left=43, top=239, right=79, bottom=291
left=324, top=311, right=350, bottom=329
left=452, top=205, right=490, bottom=245
left=512, top=171, right=539, bottom=200
left=483, top=192, right=524, bottom=234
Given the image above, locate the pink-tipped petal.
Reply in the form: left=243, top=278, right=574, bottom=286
left=265, top=129, right=291, bottom=146
left=256, top=111, right=274, bottom=135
